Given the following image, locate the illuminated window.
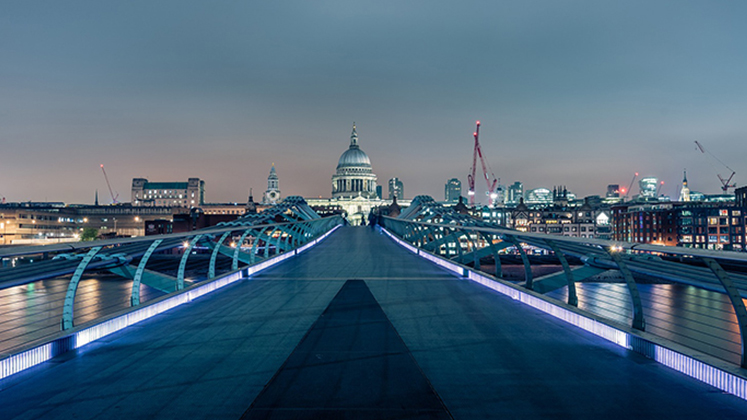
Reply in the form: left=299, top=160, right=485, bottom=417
left=708, top=217, right=718, bottom=225
left=719, top=209, right=729, bottom=216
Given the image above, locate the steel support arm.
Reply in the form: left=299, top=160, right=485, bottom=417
left=233, top=229, right=256, bottom=270
left=607, top=249, right=645, bottom=331
left=178, top=234, right=203, bottom=290
left=61, top=246, right=102, bottom=330
left=505, top=235, right=533, bottom=290
left=131, top=239, right=163, bottom=306
left=544, top=239, right=578, bottom=306
left=702, top=257, right=747, bottom=368
left=209, top=232, right=232, bottom=279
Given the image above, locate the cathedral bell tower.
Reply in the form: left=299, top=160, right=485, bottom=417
left=679, top=169, right=691, bottom=202
left=263, top=164, right=281, bottom=204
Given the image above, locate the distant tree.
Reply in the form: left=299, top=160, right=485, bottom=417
left=80, top=227, right=99, bottom=242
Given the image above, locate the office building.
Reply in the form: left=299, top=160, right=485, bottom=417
left=445, top=178, right=462, bottom=203
left=388, top=177, right=404, bottom=200
left=132, top=178, right=204, bottom=207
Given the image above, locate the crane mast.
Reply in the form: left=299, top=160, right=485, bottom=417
left=623, top=172, right=638, bottom=201
left=467, top=125, right=478, bottom=205
left=694, top=141, right=736, bottom=193
left=100, top=164, right=119, bottom=205
left=467, top=121, right=499, bottom=206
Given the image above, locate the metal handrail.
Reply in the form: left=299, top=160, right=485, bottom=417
left=0, top=218, right=338, bottom=258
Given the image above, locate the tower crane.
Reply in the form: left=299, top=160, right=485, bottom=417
left=467, top=121, right=499, bottom=206
left=694, top=141, right=736, bottom=193
left=100, top=164, right=119, bottom=204
left=622, top=172, right=638, bottom=200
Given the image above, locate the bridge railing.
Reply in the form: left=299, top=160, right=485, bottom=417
left=380, top=215, right=747, bottom=368
left=0, top=216, right=344, bottom=331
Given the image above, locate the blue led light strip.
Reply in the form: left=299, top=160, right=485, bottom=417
left=0, top=224, right=341, bottom=381
left=381, top=227, right=747, bottom=401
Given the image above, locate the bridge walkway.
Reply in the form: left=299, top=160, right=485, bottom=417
left=1, top=227, right=747, bottom=419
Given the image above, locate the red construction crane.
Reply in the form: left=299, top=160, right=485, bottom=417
left=467, top=121, right=499, bottom=206
left=694, top=141, right=736, bottom=193
left=621, top=172, right=638, bottom=200
left=100, top=164, right=119, bottom=204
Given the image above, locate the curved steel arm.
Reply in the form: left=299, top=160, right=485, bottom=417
left=233, top=229, right=256, bottom=270
left=544, top=239, right=578, bottom=306
left=447, top=227, right=465, bottom=262
left=505, top=235, right=533, bottom=290
left=61, top=246, right=102, bottom=330
left=478, top=231, right=502, bottom=278
left=607, top=249, right=645, bottom=331
left=209, top=232, right=232, bottom=279
left=265, top=228, right=278, bottom=258
left=131, top=239, right=163, bottom=306
left=274, top=228, right=284, bottom=256
left=178, top=234, right=203, bottom=290
left=702, top=257, right=747, bottom=368
left=468, top=229, right=481, bottom=270
left=403, top=223, right=418, bottom=245
left=250, top=229, right=263, bottom=263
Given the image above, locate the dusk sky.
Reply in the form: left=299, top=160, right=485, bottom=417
left=2, top=1, right=747, bottom=204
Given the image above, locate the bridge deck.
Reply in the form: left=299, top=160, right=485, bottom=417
left=1, top=227, right=747, bottom=419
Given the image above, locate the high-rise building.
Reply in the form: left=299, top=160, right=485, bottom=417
left=444, top=178, right=462, bottom=203
left=736, top=186, right=747, bottom=207
left=506, top=182, right=524, bottom=206
left=606, top=184, right=620, bottom=198
left=263, top=164, right=281, bottom=204
left=376, top=185, right=382, bottom=199
left=131, top=178, right=204, bottom=207
left=388, top=177, right=404, bottom=200
left=525, top=188, right=552, bottom=206
left=639, top=177, right=658, bottom=199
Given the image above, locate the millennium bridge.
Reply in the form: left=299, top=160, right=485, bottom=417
left=2, top=196, right=747, bottom=418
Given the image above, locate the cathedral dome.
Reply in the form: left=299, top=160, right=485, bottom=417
left=337, top=146, right=371, bottom=169
left=332, top=124, right=378, bottom=199
left=336, top=124, right=371, bottom=169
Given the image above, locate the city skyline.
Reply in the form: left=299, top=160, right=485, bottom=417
left=3, top=1, right=747, bottom=204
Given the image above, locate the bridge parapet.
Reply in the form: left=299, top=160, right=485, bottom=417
left=381, top=200, right=747, bottom=369
left=0, top=197, right=342, bottom=333
left=0, top=211, right=343, bottom=381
